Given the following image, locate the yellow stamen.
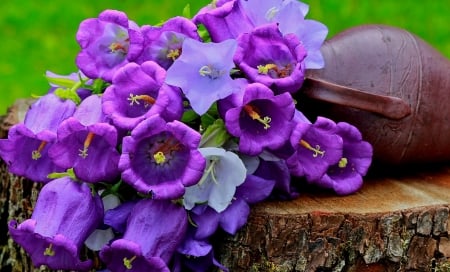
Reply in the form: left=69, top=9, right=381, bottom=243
left=44, top=243, right=55, bottom=256
left=257, top=63, right=291, bottom=78
left=338, top=157, right=348, bottom=168
left=32, top=141, right=47, bottom=160
left=257, top=64, right=277, bottom=75
left=123, top=255, right=137, bottom=269
left=153, top=151, right=166, bottom=164
left=109, top=42, right=128, bottom=54
left=79, top=132, right=95, bottom=159
left=243, top=104, right=271, bottom=130
left=127, top=93, right=156, bottom=106
left=299, top=139, right=325, bottom=157
left=166, top=49, right=180, bottom=60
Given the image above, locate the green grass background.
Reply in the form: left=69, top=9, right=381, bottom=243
left=1, top=0, right=449, bottom=115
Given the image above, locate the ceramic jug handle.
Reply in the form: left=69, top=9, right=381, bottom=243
left=302, top=76, right=412, bottom=120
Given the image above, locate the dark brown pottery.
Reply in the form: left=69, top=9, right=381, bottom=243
left=298, top=24, right=450, bottom=165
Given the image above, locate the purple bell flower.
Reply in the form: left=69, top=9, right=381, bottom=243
left=287, top=117, right=343, bottom=181
left=165, top=38, right=240, bottom=115
left=234, top=23, right=307, bottom=93
left=137, top=16, right=201, bottom=69
left=119, top=114, right=206, bottom=199
left=193, top=0, right=309, bottom=42
left=193, top=0, right=254, bottom=42
left=48, top=95, right=121, bottom=183
left=315, top=122, right=373, bottom=195
left=102, top=61, right=183, bottom=131
left=223, top=83, right=295, bottom=156
left=8, top=177, right=103, bottom=271
left=75, top=9, right=144, bottom=82
left=100, top=199, right=188, bottom=272
left=0, top=94, right=76, bottom=182
left=173, top=230, right=228, bottom=272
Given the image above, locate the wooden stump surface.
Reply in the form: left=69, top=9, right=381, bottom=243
left=1, top=100, right=450, bottom=272
left=217, top=166, right=450, bottom=272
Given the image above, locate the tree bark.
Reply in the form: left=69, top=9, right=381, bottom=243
left=1, top=99, right=450, bottom=272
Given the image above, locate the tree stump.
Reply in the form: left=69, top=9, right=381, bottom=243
left=217, top=166, right=450, bottom=272
left=1, top=100, right=450, bottom=272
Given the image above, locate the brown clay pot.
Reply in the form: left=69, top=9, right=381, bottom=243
left=297, top=24, right=450, bottom=165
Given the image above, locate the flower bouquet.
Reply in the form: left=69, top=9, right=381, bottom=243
left=0, top=0, right=373, bottom=271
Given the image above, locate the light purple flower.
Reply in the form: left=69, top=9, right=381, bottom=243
left=315, top=122, right=373, bottom=195
left=48, top=95, right=121, bottom=183
left=276, top=5, right=328, bottom=69
left=240, top=0, right=309, bottom=27
left=119, top=114, right=206, bottom=199
left=287, top=117, right=343, bottom=181
left=137, top=16, right=201, bottom=69
left=165, top=38, right=240, bottom=115
left=0, top=94, right=76, bottom=182
left=234, top=23, right=307, bottom=93
left=183, top=147, right=246, bottom=212
left=100, top=199, right=188, bottom=272
left=102, top=61, right=183, bottom=130
left=8, top=177, right=103, bottom=271
left=75, top=9, right=143, bottom=82
left=223, top=83, right=296, bottom=155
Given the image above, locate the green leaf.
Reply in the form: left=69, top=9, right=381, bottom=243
left=92, top=78, right=108, bottom=94
left=54, top=87, right=81, bottom=105
left=47, top=168, right=77, bottom=180
left=45, top=75, right=77, bottom=88
left=181, top=109, right=199, bottom=123
left=200, top=118, right=231, bottom=147
left=182, top=4, right=191, bottom=18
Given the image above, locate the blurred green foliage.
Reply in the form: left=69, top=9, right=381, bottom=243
left=1, top=0, right=448, bottom=115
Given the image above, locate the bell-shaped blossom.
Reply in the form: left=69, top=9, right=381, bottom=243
left=104, top=200, right=139, bottom=234
left=239, top=0, right=309, bottom=27
left=75, top=9, right=143, bottom=82
left=251, top=158, right=298, bottom=200
left=223, top=83, right=296, bottom=156
left=119, top=114, right=206, bottom=199
left=183, top=147, right=246, bottom=213
left=165, top=38, right=240, bottom=115
left=48, top=95, right=121, bottom=183
left=100, top=199, right=188, bottom=272
left=173, top=229, right=228, bottom=272
left=234, top=24, right=307, bottom=93
left=287, top=117, right=343, bottom=181
left=193, top=0, right=254, bottom=42
left=276, top=5, right=328, bottom=69
left=102, top=61, right=183, bottom=130
left=193, top=0, right=309, bottom=42
left=8, top=177, right=103, bottom=271
left=0, top=94, right=76, bottom=182
left=315, top=122, right=373, bottom=195
left=137, top=16, right=201, bottom=69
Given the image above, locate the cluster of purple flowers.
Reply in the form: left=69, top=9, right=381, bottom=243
left=0, top=1, right=373, bottom=271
